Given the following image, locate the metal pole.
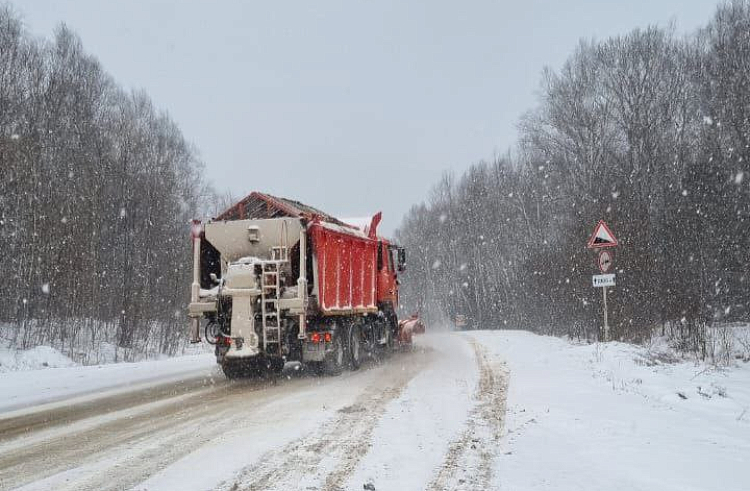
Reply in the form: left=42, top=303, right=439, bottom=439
left=297, top=226, right=307, bottom=340
left=602, top=286, right=609, bottom=342
left=189, top=221, right=202, bottom=343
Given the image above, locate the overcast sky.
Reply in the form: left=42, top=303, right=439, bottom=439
left=19, top=0, right=719, bottom=235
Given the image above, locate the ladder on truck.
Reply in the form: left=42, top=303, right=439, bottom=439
left=260, top=245, right=288, bottom=356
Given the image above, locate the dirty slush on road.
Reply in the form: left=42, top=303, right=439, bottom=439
left=0, top=335, right=510, bottom=491
left=216, top=348, right=433, bottom=491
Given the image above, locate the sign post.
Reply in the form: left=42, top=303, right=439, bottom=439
left=588, top=221, right=618, bottom=341
left=603, top=286, right=608, bottom=341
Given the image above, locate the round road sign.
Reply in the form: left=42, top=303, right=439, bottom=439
left=598, top=250, right=613, bottom=273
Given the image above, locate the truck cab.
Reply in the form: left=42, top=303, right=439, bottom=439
left=376, top=239, right=405, bottom=312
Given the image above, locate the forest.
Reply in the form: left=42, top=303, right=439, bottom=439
left=1, top=2, right=749, bottom=362
left=396, top=1, right=750, bottom=355
left=0, top=7, right=212, bottom=361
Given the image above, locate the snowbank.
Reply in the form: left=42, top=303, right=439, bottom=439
left=0, top=352, right=216, bottom=413
left=468, top=330, right=750, bottom=491
left=0, top=321, right=210, bottom=367
left=0, top=345, right=76, bottom=372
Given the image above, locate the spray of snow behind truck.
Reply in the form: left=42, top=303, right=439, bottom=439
left=187, top=192, right=413, bottom=378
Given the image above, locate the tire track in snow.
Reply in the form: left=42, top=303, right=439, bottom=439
left=0, top=372, right=339, bottom=491
left=218, top=348, right=432, bottom=491
left=0, top=373, right=225, bottom=442
left=427, top=338, right=509, bottom=491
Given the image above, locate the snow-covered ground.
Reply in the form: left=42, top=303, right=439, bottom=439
left=1, top=330, right=749, bottom=490
left=0, top=349, right=216, bottom=413
left=0, top=322, right=211, bottom=368
left=0, top=344, right=77, bottom=372
left=470, top=330, right=750, bottom=491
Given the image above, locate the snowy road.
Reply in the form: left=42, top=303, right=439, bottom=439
left=0, top=333, right=502, bottom=491
left=4, top=329, right=745, bottom=490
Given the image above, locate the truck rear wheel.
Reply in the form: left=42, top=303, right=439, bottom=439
left=349, top=325, right=362, bottom=370
left=222, top=357, right=279, bottom=378
left=378, top=325, right=394, bottom=360
left=221, top=363, right=239, bottom=379
left=323, top=333, right=344, bottom=376
left=263, top=356, right=285, bottom=374
left=222, top=360, right=254, bottom=379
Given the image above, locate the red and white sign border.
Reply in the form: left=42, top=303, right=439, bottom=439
left=587, top=220, right=618, bottom=249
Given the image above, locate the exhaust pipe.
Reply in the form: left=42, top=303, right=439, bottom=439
left=189, top=219, right=202, bottom=343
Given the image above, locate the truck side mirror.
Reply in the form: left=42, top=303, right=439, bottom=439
left=397, top=248, right=406, bottom=272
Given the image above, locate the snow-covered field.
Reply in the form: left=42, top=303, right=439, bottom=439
left=471, top=330, right=750, bottom=491
left=0, top=344, right=78, bottom=373
left=0, top=348, right=216, bottom=413
left=1, top=330, right=748, bottom=490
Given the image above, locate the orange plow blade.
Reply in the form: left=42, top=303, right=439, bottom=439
left=397, top=315, right=426, bottom=345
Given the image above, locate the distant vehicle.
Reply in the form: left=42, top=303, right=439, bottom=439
left=187, top=192, right=412, bottom=377
left=454, top=314, right=468, bottom=330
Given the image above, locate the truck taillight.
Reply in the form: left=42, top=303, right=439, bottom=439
left=310, top=332, right=332, bottom=344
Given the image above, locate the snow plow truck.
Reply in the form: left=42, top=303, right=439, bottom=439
left=188, top=192, right=410, bottom=378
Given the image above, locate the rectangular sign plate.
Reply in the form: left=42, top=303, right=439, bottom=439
left=592, top=274, right=615, bottom=288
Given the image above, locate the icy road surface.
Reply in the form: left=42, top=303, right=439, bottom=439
left=2, top=330, right=749, bottom=490
left=0, top=333, right=505, bottom=491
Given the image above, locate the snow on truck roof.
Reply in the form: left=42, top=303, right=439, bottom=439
left=214, top=192, right=377, bottom=239
left=215, top=191, right=350, bottom=226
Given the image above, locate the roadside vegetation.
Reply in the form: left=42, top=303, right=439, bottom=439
left=397, top=1, right=750, bottom=361
left=0, top=6, right=215, bottom=361
left=2, top=2, right=750, bottom=364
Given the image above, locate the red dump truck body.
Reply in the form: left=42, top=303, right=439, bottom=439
left=310, top=222, right=378, bottom=314
left=214, top=191, right=398, bottom=316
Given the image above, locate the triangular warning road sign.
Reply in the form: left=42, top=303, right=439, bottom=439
left=587, top=220, right=618, bottom=248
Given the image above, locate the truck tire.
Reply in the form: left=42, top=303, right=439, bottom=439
left=323, top=333, right=344, bottom=376
left=386, top=324, right=394, bottom=350
left=264, top=356, right=285, bottom=374
left=221, top=358, right=263, bottom=378
left=221, top=363, right=239, bottom=379
left=349, top=325, right=362, bottom=370
left=378, top=324, right=393, bottom=360
left=221, top=360, right=248, bottom=379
